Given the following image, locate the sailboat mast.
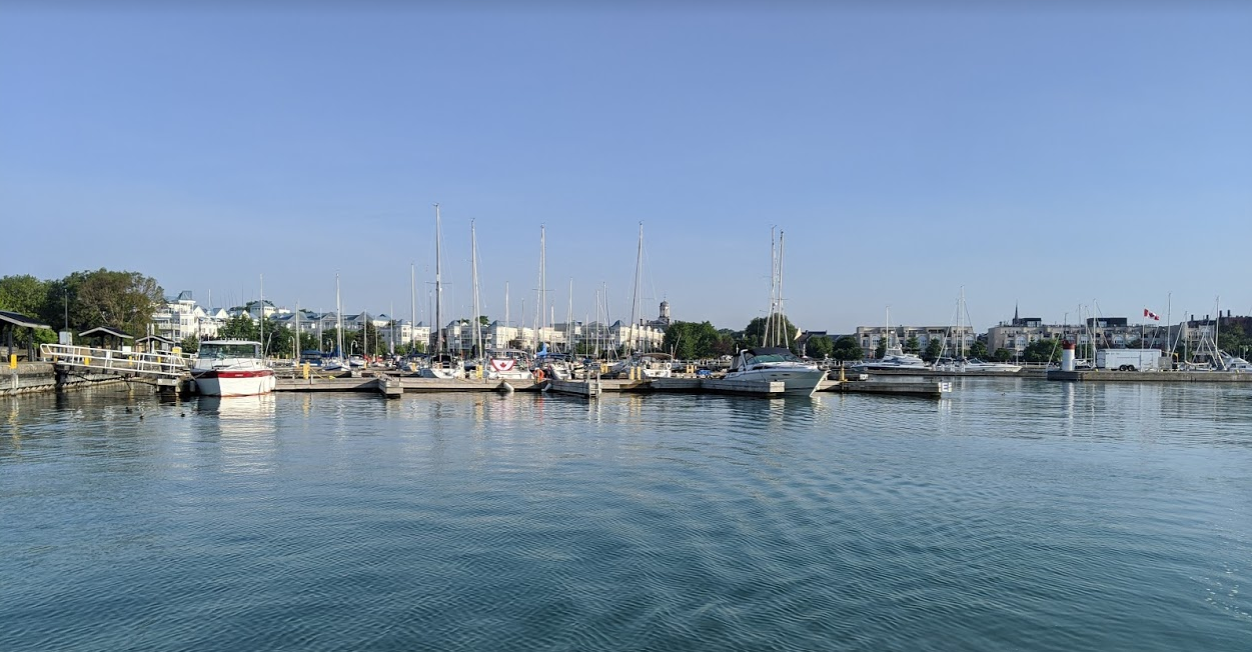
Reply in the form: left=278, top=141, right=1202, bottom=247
left=410, top=262, right=416, bottom=352
left=258, top=273, right=265, bottom=357
left=471, top=219, right=482, bottom=358
left=434, top=203, right=444, bottom=355
left=540, top=224, right=547, bottom=337
left=566, top=278, right=574, bottom=353
left=959, top=286, right=966, bottom=359
left=336, top=273, right=344, bottom=361
left=629, top=222, right=643, bottom=352
left=761, top=229, right=771, bottom=347
left=777, top=231, right=786, bottom=348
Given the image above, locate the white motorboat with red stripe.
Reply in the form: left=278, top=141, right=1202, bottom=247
left=191, top=340, right=276, bottom=397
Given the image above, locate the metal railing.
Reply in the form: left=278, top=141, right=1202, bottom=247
left=40, top=344, right=192, bottom=378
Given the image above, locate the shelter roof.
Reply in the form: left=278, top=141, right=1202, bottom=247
left=136, top=335, right=175, bottom=345
left=79, top=326, right=133, bottom=339
left=0, top=310, right=51, bottom=330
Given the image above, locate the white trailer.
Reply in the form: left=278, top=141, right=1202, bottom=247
left=1095, top=348, right=1165, bottom=372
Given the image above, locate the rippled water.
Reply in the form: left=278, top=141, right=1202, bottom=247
left=2, top=380, right=1250, bottom=651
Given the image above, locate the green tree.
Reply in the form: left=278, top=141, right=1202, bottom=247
left=743, top=315, right=798, bottom=349
left=924, top=338, right=944, bottom=362
left=967, top=340, right=989, bottom=359
left=992, top=348, right=1014, bottom=362
left=217, top=313, right=257, bottom=340
left=904, top=335, right=921, bottom=354
left=806, top=335, right=834, bottom=359
left=874, top=340, right=887, bottom=359
left=0, top=274, right=50, bottom=317
left=180, top=335, right=200, bottom=353
left=831, top=336, right=864, bottom=361
left=54, top=269, right=163, bottom=337
left=1023, top=339, right=1060, bottom=363
left=663, top=321, right=729, bottom=359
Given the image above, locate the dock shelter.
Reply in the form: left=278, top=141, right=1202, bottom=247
left=136, top=334, right=175, bottom=354
left=78, top=326, right=134, bottom=350
left=1, top=310, right=52, bottom=362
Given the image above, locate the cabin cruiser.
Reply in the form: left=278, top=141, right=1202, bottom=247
left=936, top=357, right=1022, bottom=373
left=610, top=352, right=674, bottom=379
left=190, top=339, right=276, bottom=397
left=851, top=345, right=930, bottom=372
left=960, top=358, right=1022, bottom=372
left=724, top=347, right=825, bottom=396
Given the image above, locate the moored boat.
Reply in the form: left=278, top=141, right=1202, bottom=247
left=724, top=347, right=825, bottom=396
left=191, top=340, right=276, bottom=397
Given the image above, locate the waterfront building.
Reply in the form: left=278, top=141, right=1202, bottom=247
left=855, top=324, right=975, bottom=359
left=150, top=291, right=224, bottom=342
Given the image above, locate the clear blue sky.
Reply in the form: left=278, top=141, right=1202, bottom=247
left=3, top=3, right=1249, bottom=333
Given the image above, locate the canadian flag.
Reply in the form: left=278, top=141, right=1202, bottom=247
left=1144, top=308, right=1160, bottom=321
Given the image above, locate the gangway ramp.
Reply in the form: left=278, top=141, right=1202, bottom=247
left=41, top=343, right=192, bottom=381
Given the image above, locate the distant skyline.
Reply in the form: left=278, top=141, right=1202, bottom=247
left=3, top=4, right=1249, bottom=333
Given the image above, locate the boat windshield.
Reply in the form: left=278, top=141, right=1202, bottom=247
left=200, top=343, right=259, bottom=359
left=749, top=352, right=800, bottom=364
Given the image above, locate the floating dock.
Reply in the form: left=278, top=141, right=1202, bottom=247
left=1046, top=370, right=1252, bottom=382
left=823, top=379, right=953, bottom=398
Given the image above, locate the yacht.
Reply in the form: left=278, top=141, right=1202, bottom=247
left=190, top=339, right=276, bottom=397
left=852, top=345, right=930, bottom=372
left=960, top=358, right=1023, bottom=373
left=724, top=347, right=825, bottom=396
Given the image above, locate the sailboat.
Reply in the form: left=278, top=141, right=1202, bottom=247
left=723, top=229, right=824, bottom=396
left=934, top=288, right=1021, bottom=373
left=608, top=223, right=671, bottom=380
left=420, top=203, right=465, bottom=379
left=322, top=273, right=350, bottom=372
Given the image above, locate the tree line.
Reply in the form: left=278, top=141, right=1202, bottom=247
left=0, top=270, right=163, bottom=346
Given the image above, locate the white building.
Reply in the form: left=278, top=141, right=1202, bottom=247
left=150, top=291, right=224, bottom=342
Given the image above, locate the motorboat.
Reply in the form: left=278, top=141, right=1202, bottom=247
left=190, top=339, right=276, bottom=397
left=724, top=347, right=825, bottom=396
left=936, top=357, right=1022, bottom=373
left=851, top=345, right=930, bottom=372
left=960, top=358, right=1022, bottom=373
left=611, top=352, right=673, bottom=379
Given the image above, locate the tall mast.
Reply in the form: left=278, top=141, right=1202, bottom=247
left=410, top=262, right=416, bottom=351
left=434, top=203, right=444, bottom=354
left=958, top=286, right=965, bottom=358
left=761, top=229, right=771, bottom=347
left=566, top=278, right=574, bottom=353
left=777, top=231, right=786, bottom=347
left=540, top=224, right=547, bottom=334
left=258, top=273, right=265, bottom=356
left=629, top=222, right=643, bottom=352
left=336, top=272, right=344, bottom=360
left=505, top=282, right=510, bottom=329
left=471, top=219, right=482, bottom=357
left=294, top=300, right=300, bottom=360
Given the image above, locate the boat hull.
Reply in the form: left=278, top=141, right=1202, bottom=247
left=192, top=369, right=276, bottom=397
left=724, top=367, right=825, bottom=396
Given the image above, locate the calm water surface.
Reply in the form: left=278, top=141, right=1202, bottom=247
left=2, top=380, right=1250, bottom=651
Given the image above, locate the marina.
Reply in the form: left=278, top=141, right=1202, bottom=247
left=3, top=378, right=1249, bottom=651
